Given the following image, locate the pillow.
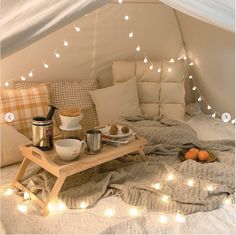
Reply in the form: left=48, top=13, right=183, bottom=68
left=14, top=79, right=99, bottom=128
left=0, top=84, right=51, bottom=139
left=1, top=124, right=31, bottom=167
left=89, top=77, right=142, bottom=124
left=112, top=60, right=187, bottom=120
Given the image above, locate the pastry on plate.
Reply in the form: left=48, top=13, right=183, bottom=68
left=121, top=126, right=130, bottom=134
left=109, top=124, right=118, bottom=135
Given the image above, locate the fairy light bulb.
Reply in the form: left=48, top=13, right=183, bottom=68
left=192, top=86, right=197, bottom=91
left=231, top=119, right=235, bottom=124
left=64, top=40, right=69, bottom=47
left=47, top=200, right=66, bottom=214
left=144, top=57, right=148, bottom=63
left=28, top=71, right=33, bottom=77
left=74, top=26, right=80, bottom=32
left=187, top=179, right=194, bottom=187
left=152, top=183, right=161, bottom=190
left=189, top=62, right=194, bottom=66
left=136, top=46, right=141, bottom=52
left=124, top=15, right=129, bottom=21
left=43, top=63, right=49, bottom=69
left=4, top=188, right=14, bottom=196
left=206, top=185, right=214, bottom=192
left=17, top=204, right=28, bottom=214
left=161, top=195, right=169, bottom=202
left=169, top=58, right=175, bottom=63
left=129, top=32, right=133, bottom=38
left=158, top=68, right=161, bottom=73
left=54, top=51, right=60, bottom=58
left=4, top=82, right=9, bottom=87
left=167, top=173, right=174, bottom=181
left=175, top=213, right=186, bottom=223
left=79, top=202, right=88, bottom=209
left=183, top=56, right=187, bottom=60
left=149, top=65, right=154, bottom=70
left=207, top=105, right=211, bottom=110
left=129, top=207, right=139, bottom=217
left=198, top=97, right=202, bottom=102
left=168, top=68, right=172, bottom=72
left=104, top=209, right=115, bottom=218
left=212, top=113, right=216, bottom=118
left=118, top=0, right=123, bottom=3
left=223, top=196, right=233, bottom=206
left=159, top=215, right=168, bottom=223
left=20, top=76, right=26, bottom=81
left=23, top=191, right=30, bottom=200
left=188, top=75, right=193, bottom=79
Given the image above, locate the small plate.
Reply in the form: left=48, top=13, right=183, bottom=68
left=59, top=125, right=82, bottom=131
left=99, top=125, right=133, bottom=139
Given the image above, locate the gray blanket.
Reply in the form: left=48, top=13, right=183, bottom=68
left=24, top=116, right=235, bottom=214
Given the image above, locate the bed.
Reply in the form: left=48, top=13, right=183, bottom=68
left=0, top=114, right=235, bottom=234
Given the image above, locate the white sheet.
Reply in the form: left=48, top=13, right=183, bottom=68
left=0, top=114, right=235, bottom=234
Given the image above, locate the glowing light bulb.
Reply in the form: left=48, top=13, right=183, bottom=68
left=20, top=76, right=26, bottom=81
left=149, top=65, right=153, bottom=70
left=167, top=173, right=174, bottom=181
left=54, top=51, right=60, bottom=58
left=231, top=119, right=235, bottom=124
left=4, top=188, right=14, bottom=196
left=158, top=68, right=161, bottom=73
left=189, top=62, right=194, bottom=66
left=159, top=215, right=168, bottom=223
left=192, top=86, right=197, bottom=91
left=161, top=195, right=169, bottom=202
left=206, top=185, right=214, bottom=192
left=168, top=68, right=172, bottom=72
left=4, top=82, right=9, bottom=87
left=129, top=32, right=133, bottom=38
left=17, top=204, right=28, bottom=214
left=187, top=179, right=194, bottom=187
left=124, top=15, right=129, bottom=21
left=198, top=97, right=202, bottom=102
left=175, top=213, right=186, bottom=223
left=188, top=75, right=193, bottom=79
left=118, top=0, right=123, bottom=3
left=47, top=200, right=66, bottom=214
left=79, top=202, right=88, bottom=209
left=74, top=26, right=80, bottom=32
left=129, top=207, right=139, bottom=217
left=43, top=63, right=49, bottom=69
left=207, top=105, right=211, bottom=110
left=144, top=57, right=148, bottom=63
left=212, top=113, right=216, bottom=118
left=183, top=56, right=187, bottom=60
left=64, top=40, right=69, bottom=47
left=28, top=71, right=33, bottom=77
left=104, top=209, right=115, bottom=218
left=169, top=58, right=175, bottom=63
left=136, top=46, right=141, bottom=52
left=152, top=183, right=161, bottom=190
left=23, top=191, right=30, bottom=200
left=223, top=197, right=233, bottom=206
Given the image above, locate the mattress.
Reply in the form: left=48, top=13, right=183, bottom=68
left=0, top=114, right=235, bottom=234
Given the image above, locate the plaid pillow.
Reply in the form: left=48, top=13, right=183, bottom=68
left=14, top=79, right=99, bottom=127
left=0, top=84, right=51, bottom=139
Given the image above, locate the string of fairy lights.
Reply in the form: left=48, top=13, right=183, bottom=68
left=1, top=0, right=234, bottom=219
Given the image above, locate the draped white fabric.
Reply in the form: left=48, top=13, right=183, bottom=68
left=0, top=0, right=111, bottom=57
left=160, top=0, right=235, bottom=32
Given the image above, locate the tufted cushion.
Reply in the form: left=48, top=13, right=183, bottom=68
left=112, top=60, right=188, bottom=120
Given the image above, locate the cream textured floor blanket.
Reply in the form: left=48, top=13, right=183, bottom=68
left=24, top=116, right=235, bottom=215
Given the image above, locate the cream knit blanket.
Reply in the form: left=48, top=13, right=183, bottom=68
left=24, top=116, right=235, bottom=214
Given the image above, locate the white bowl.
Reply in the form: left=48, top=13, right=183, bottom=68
left=55, top=139, right=86, bottom=161
left=59, top=113, right=83, bottom=129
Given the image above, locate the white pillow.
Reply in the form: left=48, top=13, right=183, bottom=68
left=1, top=124, right=31, bottom=167
left=89, top=77, right=142, bottom=124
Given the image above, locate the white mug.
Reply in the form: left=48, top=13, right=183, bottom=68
left=55, top=139, right=86, bottom=161
left=60, top=113, right=83, bottom=129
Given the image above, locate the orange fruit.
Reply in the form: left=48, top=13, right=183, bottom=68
left=185, top=151, right=197, bottom=160
left=189, top=148, right=199, bottom=155
left=198, top=150, right=209, bottom=161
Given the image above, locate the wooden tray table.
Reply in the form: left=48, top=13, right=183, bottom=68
left=12, top=137, right=148, bottom=215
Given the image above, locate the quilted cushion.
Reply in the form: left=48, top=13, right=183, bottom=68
left=112, top=60, right=188, bottom=120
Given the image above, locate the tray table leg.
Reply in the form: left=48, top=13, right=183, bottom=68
left=41, top=175, right=66, bottom=216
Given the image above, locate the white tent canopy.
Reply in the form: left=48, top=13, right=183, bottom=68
left=1, top=0, right=234, bottom=58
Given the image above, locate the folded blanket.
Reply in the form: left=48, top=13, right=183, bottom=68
left=23, top=115, right=235, bottom=214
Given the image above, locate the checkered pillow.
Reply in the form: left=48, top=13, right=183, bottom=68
left=0, top=84, right=51, bottom=139
left=14, top=79, right=99, bottom=127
